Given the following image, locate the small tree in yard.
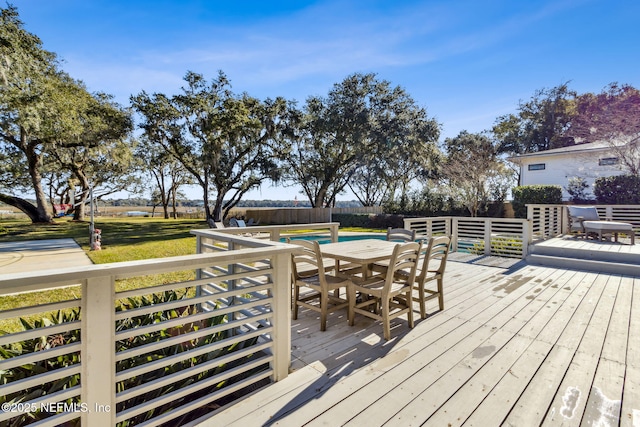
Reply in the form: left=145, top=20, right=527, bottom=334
left=442, top=131, right=514, bottom=217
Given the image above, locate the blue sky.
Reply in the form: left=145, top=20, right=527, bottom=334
left=10, top=0, right=640, bottom=200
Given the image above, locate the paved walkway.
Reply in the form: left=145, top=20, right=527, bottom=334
left=0, top=239, right=93, bottom=275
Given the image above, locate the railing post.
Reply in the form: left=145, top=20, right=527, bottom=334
left=522, top=219, right=532, bottom=258
left=484, top=219, right=491, bottom=255
left=451, top=218, right=459, bottom=252
left=271, top=252, right=292, bottom=381
left=81, top=275, right=116, bottom=425
left=606, top=205, right=613, bottom=221
left=330, top=223, right=338, bottom=242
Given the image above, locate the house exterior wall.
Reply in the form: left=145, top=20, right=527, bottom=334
left=517, top=149, right=625, bottom=201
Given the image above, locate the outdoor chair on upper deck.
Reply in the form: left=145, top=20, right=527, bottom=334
left=290, top=239, right=351, bottom=331
left=567, top=206, right=635, bottom=244
left=567, top=206, right=600, bottom=237
left=348, top=241, right=420, bottom=340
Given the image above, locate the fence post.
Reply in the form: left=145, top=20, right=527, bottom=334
left=451, top=218, right=459, bottom=252
left=271, top=252, right=292, bottom=381
left=81, top=276, right=116, bottom=425
left=484, top=219, right=491, bottom=255
left=330, top=223, right=338, bottom=242
left=522, top=219, right=532, bottom=258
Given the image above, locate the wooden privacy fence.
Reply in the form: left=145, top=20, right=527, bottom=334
left=244, top=206, right=383, bottom=225
left=404, top=216, right=532, bottom=258
left=0, top=233, right=299, bottom=426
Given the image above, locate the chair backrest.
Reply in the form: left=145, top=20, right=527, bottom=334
left=385, top=241, right=421, bottom=287
left=568, top=206, right=600, bottom=221
left=418, top=236, right=451, bottom=279
left=288, top=239, right=325, bottom=280
left=386, top=227, right=416, bottom=242
left=236, top=219, right=247, bottom=227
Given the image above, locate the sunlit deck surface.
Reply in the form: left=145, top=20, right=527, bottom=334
left=203, top=252, right=638, bottom=427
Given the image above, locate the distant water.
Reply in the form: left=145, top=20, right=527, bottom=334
left=281, top=234, right=386, bottom=245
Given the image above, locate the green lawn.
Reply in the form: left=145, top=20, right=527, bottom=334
left=0, top=217, right=383, bottom=332
left=0, top=217, right=211, bottom=332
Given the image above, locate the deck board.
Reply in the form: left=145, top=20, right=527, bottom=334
left=199, top=256, right=639, bottom=427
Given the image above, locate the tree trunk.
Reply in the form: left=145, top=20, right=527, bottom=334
left=25, top=144, right=53, bottom=223
left=0, top=193, right=49, bottom=223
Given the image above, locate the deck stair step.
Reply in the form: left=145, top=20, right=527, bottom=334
left=526, top=240, right=640, bottom=276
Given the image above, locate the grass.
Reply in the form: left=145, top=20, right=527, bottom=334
left=0, top=217, right=383, bottom=332
left=0, top=217, right=211, bottom=332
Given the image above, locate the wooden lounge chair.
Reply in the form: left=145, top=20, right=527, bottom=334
left=567, top=206, right=635, bottom=244
left=348, top=241, right=420, bottom=340
left=290, top=239, right=351, bottom=331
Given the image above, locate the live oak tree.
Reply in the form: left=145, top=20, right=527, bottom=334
left=0, top=6, right=133, bottom=222
left=277, top=73, right=439, bottom=207
left=493, top=83, right=577, bottom=155
left=131, top=92, right=192, bottom=219
left=134, top=71, right=285, bottom=222
left=0, top=6, right=61, bottom=222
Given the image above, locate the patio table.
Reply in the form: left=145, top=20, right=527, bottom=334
left=320, top=239, right=399, bottom=280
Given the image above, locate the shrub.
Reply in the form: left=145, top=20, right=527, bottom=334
left=511, top=185, right=563, bottom=218
left=594, top=175, right=640, bottom=204
left=332, top=213, right=372, bottom=228
left=1, top=290, right=269, bottom=426
left=566, top=177, right=593, bottom=204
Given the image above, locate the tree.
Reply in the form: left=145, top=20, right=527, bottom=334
left=441, top=131, right=514, bottom=217
left=133, top=71, right=285, bottom=222
left=0, top=6, right=61, bottom=222
left=0, top=6, right=133, bottom=222
left=277, top=73, right=440, bottom=207
left=493, top=83, right=577, bottom=155
left=137, top=142, right=191, bottom=219
left=566, top=83, right=640, bottom=176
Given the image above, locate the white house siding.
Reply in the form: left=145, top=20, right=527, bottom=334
left=511, top=143, right=626, bottom=201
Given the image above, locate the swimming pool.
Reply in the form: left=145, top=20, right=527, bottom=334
left=281, top=234, right=387, bottom=245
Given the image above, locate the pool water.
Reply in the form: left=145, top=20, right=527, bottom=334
left=282, top=234, right=387, bottom=245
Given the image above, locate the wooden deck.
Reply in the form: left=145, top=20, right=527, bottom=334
left=199, top=254, right=639, bottom=427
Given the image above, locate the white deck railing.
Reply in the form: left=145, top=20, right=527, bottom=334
left=526, top=204, right=640, bottom=237
left=0, top=231, right=300, bottom=426
left=404, top=216, right=532, bottom=258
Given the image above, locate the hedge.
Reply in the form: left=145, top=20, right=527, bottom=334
left=594, top=175, right=640, bottom=204
left=511, top=185, right=563, bottom=218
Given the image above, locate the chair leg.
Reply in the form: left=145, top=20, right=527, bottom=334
left=406, top=291, right=414, bottom=329
left=292, top=285, right=300, bottom=320
left=320, top=291, right=328, bottom=332
left=437, top=278, right=444, bottom=311
left=419, top=285, right=426, bottom=319
left=382, top=301, right=391, bottom=341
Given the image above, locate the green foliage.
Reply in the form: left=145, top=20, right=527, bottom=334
left=566, top=177, right=592, bottom=203
left=594, top=175, right=640, bottom=204
left=493, top=83, right=577, bottom=155
left=469, top=236, right=523, bottom=258
left=512, top=185, right=563, bottom=218
left=1, top=290, right=269, bottom=426
left=332, top=213, right=372, bottom=228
